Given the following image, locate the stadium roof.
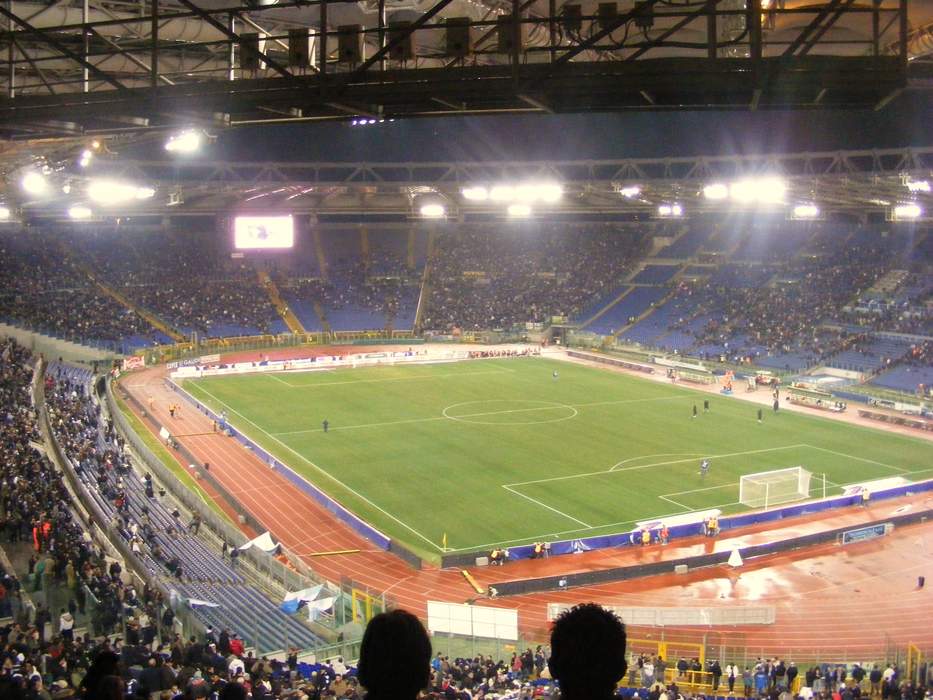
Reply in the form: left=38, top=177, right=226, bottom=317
left=0, top=1, right=930, bottom=135
left=2, top=145, right=931, bottom=221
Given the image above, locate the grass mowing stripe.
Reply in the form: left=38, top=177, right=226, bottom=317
left=269, top=367, right=514, bottom=389
left=181, top=357, right=931, bottom=558
left=508, top=444, right=808, bottom=485
left=181, top=380, right=444, bottom=552
left=802, top=444, right=911, bottom=474
left=501, top=484, right=593, bottom=528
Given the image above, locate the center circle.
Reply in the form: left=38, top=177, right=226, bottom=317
left=442, top=399, right=578, bottom=425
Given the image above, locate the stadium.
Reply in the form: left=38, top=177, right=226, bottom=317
left=0, top=1, right=932, bottom=698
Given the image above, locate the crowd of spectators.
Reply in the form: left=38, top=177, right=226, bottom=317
left=0, top=233, right=160, bottom=348
left=654, top=238, right=908, bottom=363
left=0, top=339, right=127, bottom=634
left=79, top=228, right=281, bottom=337
left=422, top=225, right=649, bottom=332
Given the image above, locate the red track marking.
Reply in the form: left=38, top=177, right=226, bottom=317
left=123, top=360, right=933, bottom=658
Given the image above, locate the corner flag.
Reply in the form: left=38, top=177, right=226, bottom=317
left=442, top=532, right=448, bottom=549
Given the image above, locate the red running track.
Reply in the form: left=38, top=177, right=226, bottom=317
left=122, top=365, right=933, bottom=659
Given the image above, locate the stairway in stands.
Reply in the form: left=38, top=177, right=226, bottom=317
left=81, top=266, right=186, bottom=343
left=258, top=269, right=307, bottom=334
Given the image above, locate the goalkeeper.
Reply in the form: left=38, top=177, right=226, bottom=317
left=698, top=458, right=711, bottom=478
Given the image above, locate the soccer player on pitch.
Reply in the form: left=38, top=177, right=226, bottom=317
left=698, top=459, right=711, bottom=478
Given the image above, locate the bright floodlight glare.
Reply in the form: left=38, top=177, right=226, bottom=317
left=489, top=185, right=515, bottom=202
left=658, top=204, right=683, bottom=217
left=21, top=172, right=48, bottom=196
left=619, top=186, right=641, bottom=198
left=894, top=203, right=922, bottom=219
left=730, top=176, right=786, bottom=204
left=420, top=203, right=445, bottom=218
left=906, top=180, right=931, bottom=193
left=703, top=183, right=729, bottom=200
left=461, top=186, right=489, bottom=201
left=0, top=206, right=10, bottom=220
left=68, top=205, right=92, bottom=220
left=793, top=203, right=820, bottom=219
left=164, top=129, right=203, bottom=153
left=507, top=203, right=531, bottom=217
left=79, top=149, right=93, bottom=168
left=87, top=180, right=155, bottom=204
left=537, top=183, right=563, bottom=203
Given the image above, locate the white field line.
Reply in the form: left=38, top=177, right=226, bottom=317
left=184, top=382, right=444, bottom=551
left=506, top=444, right=809, bottom=487
left=803, top=444, right=912, bottom=475
left=266, top=374, right=293, bottom=387
left=658, top=494, right=691, bottom=510
left=501, top=484, right=593, bottom=528
left=267, top=367, right=514, bottom=389
left=272, top=394, right=688, bottom=437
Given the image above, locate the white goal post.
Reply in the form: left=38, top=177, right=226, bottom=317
left=739, top=466, right=813, bottom=510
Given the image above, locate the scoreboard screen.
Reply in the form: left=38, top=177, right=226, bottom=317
left=234, top=215, right=294, bottom=249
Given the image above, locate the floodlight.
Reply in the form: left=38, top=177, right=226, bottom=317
left=894, top=203, right=922, bottom=220
left=906, top=180, right=931, bottom=193
left=79, top=150, right=93, bottom=168
left=792, top=203, right=820, bottom=219
left=507, top=203, right=531, bottom=217
left=513, top=184, right=538, bottom=202
left=537, top=183, right=563, bottom=203
left=619, top=186, right=641, bottom=198
left=461, top=186, right=489, bottom=201
left=420, top=203, right=445, bottom=218
left=87, top=180, right=156, bottom=204
left=164, top=129, right=203, bottom=153
left=730, top=176, right=786, bottom=204
left=703, top=183, right=729, bottom=200
left=0, top=206, right=10, bottom=220
left=21, top=171, right=48, bottom=196
left=658, top=203, right=683, bottom=217
left=490, top=185, right=515, bottom=202
left=68, top=205, right=93, bottom=220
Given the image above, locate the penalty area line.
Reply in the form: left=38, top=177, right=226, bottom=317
left=501, top=484, right=593, bottom=528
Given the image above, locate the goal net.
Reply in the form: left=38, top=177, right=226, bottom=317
left=739, top=466, right=812, bottom=509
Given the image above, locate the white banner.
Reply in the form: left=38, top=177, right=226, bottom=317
left=239, top=531, right=279, bottom=552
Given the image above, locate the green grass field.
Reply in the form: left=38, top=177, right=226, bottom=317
left=182, top=357, right=933, bottom=561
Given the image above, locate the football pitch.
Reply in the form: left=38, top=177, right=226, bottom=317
left=182, top=357, right=933, bottom=561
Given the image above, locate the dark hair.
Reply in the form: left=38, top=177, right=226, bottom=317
left=548, top=604, right=627, bottom=700
left=357, top=610, right=431, bottom=700
left=220, top=683, right=249, bottom=700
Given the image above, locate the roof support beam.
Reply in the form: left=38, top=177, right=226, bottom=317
left=782, top=0, right=846, bottom=58
left=173, top=0, right=295, bottom=80
left=341, top=0, right=457, bottom=83
left=796, top=0, right=857, bottom=59
left=0, top=3, right=128, bottom=91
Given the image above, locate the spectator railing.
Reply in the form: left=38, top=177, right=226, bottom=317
left=32, top=358, right=207, bottom=643
left=103, top=375, right=341, bottom=634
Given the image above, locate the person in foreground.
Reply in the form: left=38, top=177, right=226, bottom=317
left=358, top=609, right=432, bottom=700
left=549, top=603, right=628, bottom=700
